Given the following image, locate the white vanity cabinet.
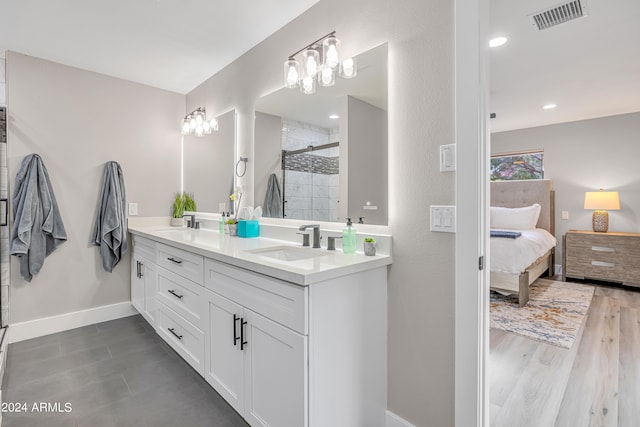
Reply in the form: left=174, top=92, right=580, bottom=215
left=204, top=260, right=308, bottom=427
left=131, top=236, right=158, bottom=325
left=129, top=227, right=388, bottom=427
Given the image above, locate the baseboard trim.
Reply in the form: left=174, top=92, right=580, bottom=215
left=8, top=302, right=138, bottom=343
left=386, top=410, right=416, bottom=427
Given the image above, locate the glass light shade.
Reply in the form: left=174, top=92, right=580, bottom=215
left=300, top=75, right=316, bottom=95
left=195, top=109, right=205, bottom=125
left=189, top=115, right=197, bottom=130
left=318, top=66, right=335, bottom=87
left=584, top=190, right=620, bottom=210
left=322, top=35, right=341, bottom=69
left=339, top=57, right=357, bottom=79
left=195, top=125, right=204, bottom=137
left=202, top=120, right=211, bottom=134
left=284, top=58, right=301, bottom=88
left=210, top=118, right=219, bottom=131
left=302, top=48, right=320, bottom=78
left=181, top=119, right=191, bottom=135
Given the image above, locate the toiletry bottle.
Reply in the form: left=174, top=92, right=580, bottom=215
left=342, top=217, right=357, bottom=254
left=218, top=211, right=225, bottom=234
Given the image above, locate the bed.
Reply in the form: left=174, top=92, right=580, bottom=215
left=490, top=179, right=556, bottom=307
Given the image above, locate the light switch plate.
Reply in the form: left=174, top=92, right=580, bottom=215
left=430, top=205, right=456, bottom=232
left=128, top=202, right=138, bottom=216
left=561, top=211, right=569, bottom=220
left=440, top=144, right=456, bottom=172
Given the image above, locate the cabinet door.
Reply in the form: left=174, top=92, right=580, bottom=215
left=205, top=291, right=245, bottom=415
left=142, top=260, right=158, bottom=325
left=243, top=310, right=308, bottom=427
left=131, top=254, right=145, bottom=315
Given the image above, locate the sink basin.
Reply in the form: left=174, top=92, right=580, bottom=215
left=246, top=246, right=328, bottom=262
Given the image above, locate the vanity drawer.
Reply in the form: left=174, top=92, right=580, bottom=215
left=157, top=243, right=204, bottom=285
left=132, top=235, right=156, bottom=261
left=157, top=266, right=206, bottom=331
left=156, top=302, right=205, bottom=376
left=204, top=258, right=308, bottom=335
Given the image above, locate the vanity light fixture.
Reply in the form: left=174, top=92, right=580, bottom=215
left=329, top=114, right=339, bottom=119
left=181, top=107, right=218, bottom=137
left=543, top=103, right=557, bottom=110
left=283, top=31, right=357, bottom=94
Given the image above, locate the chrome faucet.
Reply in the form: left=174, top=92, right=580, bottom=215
left=183, top=214, right=197, bottom=228
left=298, top=224, right=321, bottom=248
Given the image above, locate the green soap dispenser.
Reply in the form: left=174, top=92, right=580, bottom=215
left=342, top=217, right=357, bottom=254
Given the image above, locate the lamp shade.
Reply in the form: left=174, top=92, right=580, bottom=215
left=584, top=190, right=620, bottom=210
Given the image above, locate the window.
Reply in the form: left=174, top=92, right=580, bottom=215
left=490, top=150, right=544, bottom=181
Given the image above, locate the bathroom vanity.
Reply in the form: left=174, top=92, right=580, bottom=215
left=128, top=220, right=391, bottom=427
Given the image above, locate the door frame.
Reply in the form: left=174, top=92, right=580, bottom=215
left=454, top=0, right=490, bottom=426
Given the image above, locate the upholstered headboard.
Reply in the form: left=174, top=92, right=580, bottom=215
left=490, top=179, right=554, bottom=235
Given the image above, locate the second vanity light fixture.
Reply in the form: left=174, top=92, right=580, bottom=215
left=284, top=31, right=357, bottom=95
left=181, top=107, right=219, bottom=137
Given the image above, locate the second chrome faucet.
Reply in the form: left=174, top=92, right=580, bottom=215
left=298, top=224, right=321, bottom=248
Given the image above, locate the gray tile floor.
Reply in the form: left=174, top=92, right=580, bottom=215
left=1, top=315, right=249, bottom=427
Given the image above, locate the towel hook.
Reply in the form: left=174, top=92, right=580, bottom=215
left=236, top=157, right=248, bottom=177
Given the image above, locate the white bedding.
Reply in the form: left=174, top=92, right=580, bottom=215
left=490, top=228, right=557, bottom=275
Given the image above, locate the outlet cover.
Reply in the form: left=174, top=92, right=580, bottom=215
left=128, top=202, right=138, bottom=216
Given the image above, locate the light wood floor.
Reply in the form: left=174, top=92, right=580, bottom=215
left=490, top=282, right=640, bottom=427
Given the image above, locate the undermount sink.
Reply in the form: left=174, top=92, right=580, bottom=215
left=246, top=246, right=329, bottom=262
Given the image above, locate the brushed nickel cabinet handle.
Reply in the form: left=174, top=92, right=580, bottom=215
left=592, top=261, right=615, bottom=268
left=591, top=246, right=615, bottom=253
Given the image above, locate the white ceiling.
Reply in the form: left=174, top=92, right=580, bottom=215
left=0, top=0, right=320, bottom=94
left=490, top=0, right=640, bottom=133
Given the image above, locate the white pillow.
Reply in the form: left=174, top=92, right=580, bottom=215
left=491, top=204, right=541, bottom=230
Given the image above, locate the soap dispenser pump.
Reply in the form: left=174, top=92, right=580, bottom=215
left=342, top=217, right=357, bottom=254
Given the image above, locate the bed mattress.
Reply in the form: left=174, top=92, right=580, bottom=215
left=490, top=228, right=557, bottom=275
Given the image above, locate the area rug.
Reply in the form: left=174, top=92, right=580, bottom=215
left=490, top=278, right=594, bottom=349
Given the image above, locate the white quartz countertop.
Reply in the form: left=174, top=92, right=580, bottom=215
left=128, top=223, right=392, bottom=286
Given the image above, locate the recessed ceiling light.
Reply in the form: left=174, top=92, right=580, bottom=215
left=543, top=104, right=557, bottom=110
left=329, top=114, right=339, bottom=119
left=489, top=36, right=508, bottom=48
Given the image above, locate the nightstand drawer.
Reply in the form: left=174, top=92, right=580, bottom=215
left=566, top=233, right=640, bottom=258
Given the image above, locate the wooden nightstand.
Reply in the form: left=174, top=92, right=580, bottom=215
left=563, top=230, right=640, bottom=287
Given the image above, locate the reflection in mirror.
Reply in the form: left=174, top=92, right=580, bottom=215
left=183, top=109, right=236, bottom=213
left=255, top=43, right=388, bottom=225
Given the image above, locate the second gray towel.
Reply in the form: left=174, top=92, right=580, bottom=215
left=91, top=161, right=127, bottom=273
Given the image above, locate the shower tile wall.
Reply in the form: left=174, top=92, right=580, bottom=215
left=282, top=119, right=339, bottom=222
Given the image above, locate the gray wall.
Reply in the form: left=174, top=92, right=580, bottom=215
left=344, top=96, right=388, bottom=225
left=491, top=111, right=640, bottom=262
left=6, top=52, right=184, bottom=324
left=186, top=0, right=456, bottom=425
left=254, top=111, right=283, bottom=214
left=183, top=109, right=236, bottom=213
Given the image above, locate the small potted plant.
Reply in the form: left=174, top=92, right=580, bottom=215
left=363, top=237, right=377, bottom=256
left=170, top=193, right=186, bottom=226
left=170, top=193, right=197, bottom=227
left=227, top=189, right=242, bottom=235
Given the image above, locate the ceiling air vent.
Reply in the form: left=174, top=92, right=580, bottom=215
left=529, top=0, right=588, bottom=30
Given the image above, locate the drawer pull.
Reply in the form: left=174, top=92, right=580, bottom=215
left=592, top=261, right=615, bottom=268
left=592, top=246, right=615, bottom=253
left=167, top=257, right=183, bottom=265
left=168, top=327, right=183, bottom=340
left=168, top=289, right=184, bottom=300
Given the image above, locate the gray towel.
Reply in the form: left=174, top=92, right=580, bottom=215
left=91, top=161, right=127, bottom=272
left=262, top=173, right=283, bottom=218
left=10, top=154, right=67, bottom=282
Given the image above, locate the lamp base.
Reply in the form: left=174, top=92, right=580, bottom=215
left=592, top=210, right=609, bottom=232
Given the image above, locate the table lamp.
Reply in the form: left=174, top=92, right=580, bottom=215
left=584, top=189, right=620, bottom=232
